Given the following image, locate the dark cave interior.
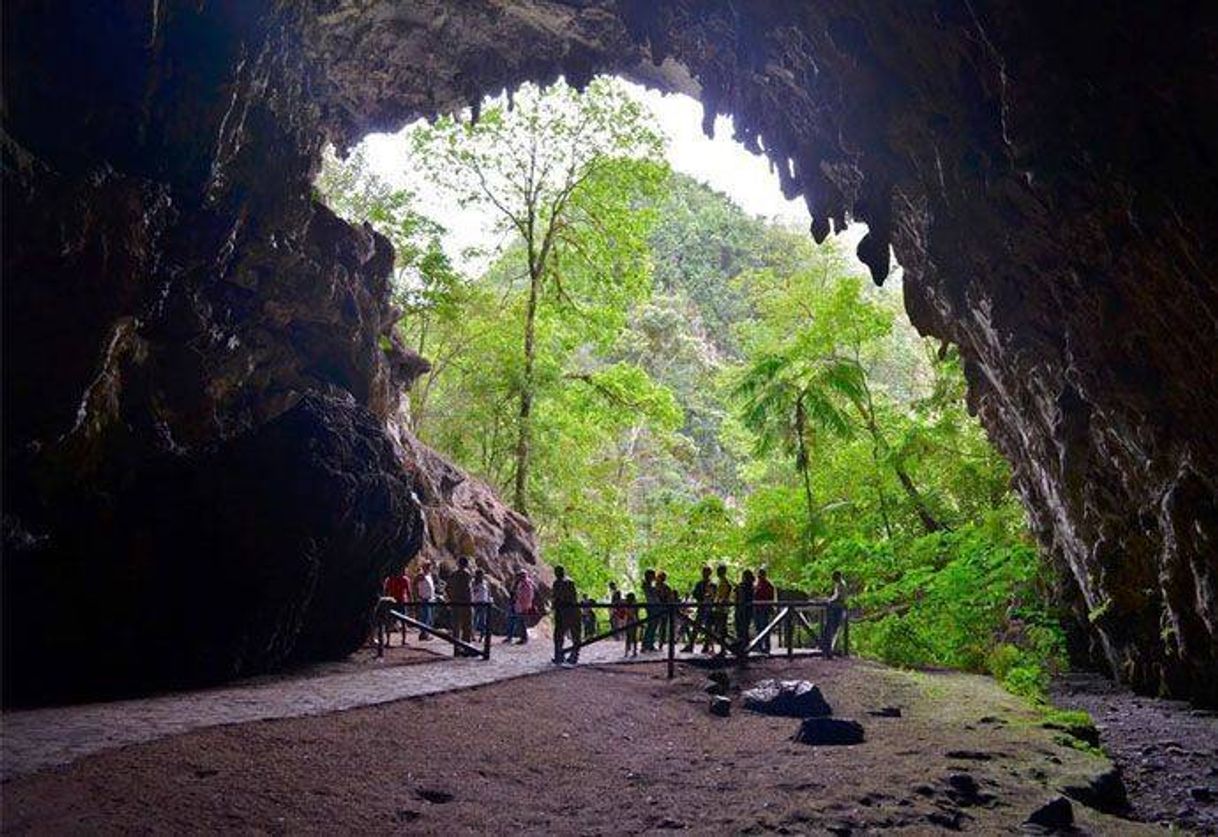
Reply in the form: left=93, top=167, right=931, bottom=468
left=2, top=1, right=1215, bottom=706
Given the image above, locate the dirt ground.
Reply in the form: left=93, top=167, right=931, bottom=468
left=1052, top=672, right=1218, bottom=833
left=2, top=658, right=1156, bottom=835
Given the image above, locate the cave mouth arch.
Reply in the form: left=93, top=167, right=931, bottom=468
left=317, top=71, right=988, bottom=586
left=3, top=2, right=1215, bottom=707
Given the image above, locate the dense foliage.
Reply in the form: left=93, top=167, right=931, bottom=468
left=319, top=79, right=1065, bottom=698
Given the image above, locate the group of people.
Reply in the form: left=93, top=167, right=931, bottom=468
left=384, top=558, right=848, bottom=666
left=382, top=557, right=495, bottom=648
left=551, top=564, right=849, bottom=664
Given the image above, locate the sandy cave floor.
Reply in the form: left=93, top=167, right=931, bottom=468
left=1, top=657, right=1161, bottom=835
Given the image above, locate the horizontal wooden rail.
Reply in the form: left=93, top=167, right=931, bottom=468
left=552, top=600, right=849, bottom=678
left=386, top=602, right=492, bottom=660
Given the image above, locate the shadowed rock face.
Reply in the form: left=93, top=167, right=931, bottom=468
left=3, top=2, right=1215, bottom=703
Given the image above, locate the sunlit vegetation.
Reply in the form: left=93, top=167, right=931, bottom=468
left=318, top=78, right=1065, bottom=697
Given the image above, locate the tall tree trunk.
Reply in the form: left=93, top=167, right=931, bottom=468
left=894, top=462, right=944, bottom=533
left=512, top=264, right=542, bottom=514
left=857, top=377, right=895, bottom=540
left=795, top=395, right=818, bottom=558
left=853, top=379, right=943, bottom=535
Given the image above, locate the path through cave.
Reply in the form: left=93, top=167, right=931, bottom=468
left=2, top=2, right=1215, bottom=708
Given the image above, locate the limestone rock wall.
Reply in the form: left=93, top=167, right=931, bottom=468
left=3, top=0, right=1215, bottom=704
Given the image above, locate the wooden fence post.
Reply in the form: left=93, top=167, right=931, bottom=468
left=786, top=607, right=794, bottom=659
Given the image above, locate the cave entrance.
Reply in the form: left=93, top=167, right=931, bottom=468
left=319, top=75, right=1047, bottom=692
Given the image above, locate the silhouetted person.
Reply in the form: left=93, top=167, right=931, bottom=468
left=552, top=565, right=581, bottom=665
left=623, top=592, right=640, bottom=656
left=754, top=567, right=776, bottom=653
left=581, top=597, right=597, bottom=638
left=684, top=565, right=715, bottom=654
left=642, top=568, right=659, bottom=651
left=735, top=569, right=755, bottom=652
left=712, top=564, right=733, bottom=655
left=655, top=571, right=673, bottom=645
left=822, top=570, right=848, bottom=658
left=609, top=581, right=623, bottom=636
left=448, top=556, right=473, bottom=648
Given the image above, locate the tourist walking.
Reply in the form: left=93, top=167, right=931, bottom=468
left=471, top=568, right=491, bottom=643
left=552, top=566, right=581, bottom=665
left=754, top=567, right=776, bottom=653
left=609, top=581, right=623, bottom=635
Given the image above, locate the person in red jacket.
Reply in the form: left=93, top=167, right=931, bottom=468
left=753, top=567, right=776, bottom=653
left=383, top=568, right=413, bottom=645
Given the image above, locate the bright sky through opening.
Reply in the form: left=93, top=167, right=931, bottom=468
left=361, top=80, right=866, bottom=271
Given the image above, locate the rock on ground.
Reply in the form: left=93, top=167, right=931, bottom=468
left=793, top=717, right=865, bottom=745
left=742, top=679, right=833, bottom=717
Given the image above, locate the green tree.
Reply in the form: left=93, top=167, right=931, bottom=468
left=411, top=78, right=668, bottom=514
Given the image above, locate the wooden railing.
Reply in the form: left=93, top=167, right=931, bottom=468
left=551, top=599, right=850, bottom=678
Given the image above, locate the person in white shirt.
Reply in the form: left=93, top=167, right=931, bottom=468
left=414, top=561, right=436, bottom=640
left=471, top=568, right=492, bottom=642
left=822, top=570, right=848, bottom=658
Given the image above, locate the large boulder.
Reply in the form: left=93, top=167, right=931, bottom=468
left=742, top=679, right=833, bottom=718
left=3, top=395, right=422, bottom=703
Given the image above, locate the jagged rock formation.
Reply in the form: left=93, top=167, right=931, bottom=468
left=3, top=1, right=1215, bottom=704
left=392, top=422, right=552, bottom=614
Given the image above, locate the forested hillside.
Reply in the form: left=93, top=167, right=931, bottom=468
left=318, top=80, right=1063, bottom=697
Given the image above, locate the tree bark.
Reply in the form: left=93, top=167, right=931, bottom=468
left=795, top=395, right=818, bottom=558
left=512, top=263, right=541, bottom=514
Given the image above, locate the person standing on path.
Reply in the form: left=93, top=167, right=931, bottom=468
left=655, top=571, right=673, bottom=646
left=551, top=566, right=582, bottom=665
left=642, top=569, right=659, bottom=651
left=609, top=581, right=623, bottom=636
left=506, top=569, right=535, bottom=644
left=471, top=568, right=492, bottom=643
left=447, top=556, right=474, bottom=648
left=822, top=570, right=848, bottom=658
left=683, top=565, right=715, bottom=654
left=581, top=597, right=598, bottom=639
left=753, top=567, right=776, bottom=653
left=415, top=561, right=436, bottom=641
left=384, top=568, right=413, bottom=645
left=734, top=568, right=755, bottom=653
left=713, top=564, right=733, bottom=656
left=623, top=592, right=640, bottom=656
